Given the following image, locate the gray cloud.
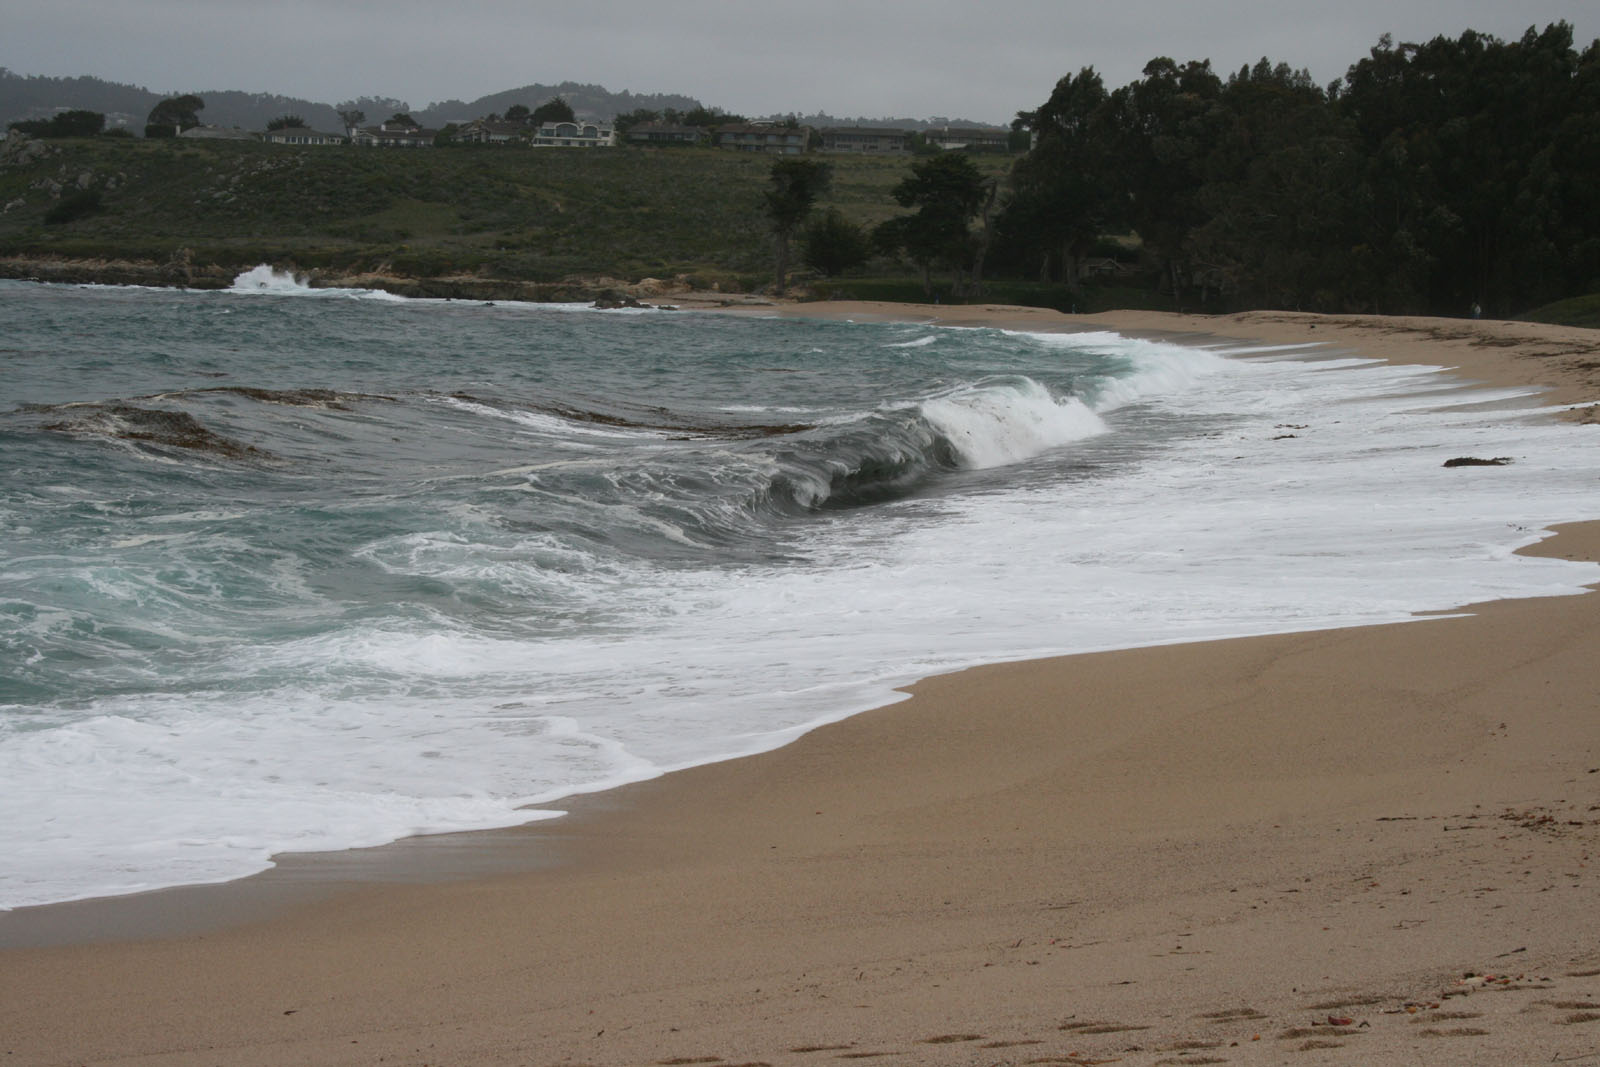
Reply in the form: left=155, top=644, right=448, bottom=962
left=6, top=0, right=1593, bottom=123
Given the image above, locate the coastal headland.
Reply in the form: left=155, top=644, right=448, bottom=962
left=0, top=254, right=780, bottom=305
left=2, top=303, right=1597, bottom=1066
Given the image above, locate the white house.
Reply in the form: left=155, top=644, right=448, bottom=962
left=531, top=120, right=615, bottom=148
left=262, top=127, right=344, bottom=145
left=353, top=121, right=436, bottom=148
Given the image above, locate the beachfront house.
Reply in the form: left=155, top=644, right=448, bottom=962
left=353, top=121, right=436, bottom=148
left=532, top=120, right=615, bottom=148
left=261, top=127, right=344, bottom=146
left=819, top=127, right=911, bottom=154
left=456, top=119, right=528, bottom=145
left=711, top=124, right=808, bottom=154
left=624, top=123, right=709, bottom=147
left=924, top=126, right=1012, bottom=152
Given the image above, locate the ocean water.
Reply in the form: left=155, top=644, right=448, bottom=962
left=1, top=269, right=1596, bottom=911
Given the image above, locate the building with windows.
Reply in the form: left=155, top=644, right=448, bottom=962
left=532, top=120, right=615, bottom=147
left=353, top=121, right=435, bottom=147
left=819, top=127, right=910, bottom=154
left=624, top=123, right=709, bottom=147
left=924, top=126, right=1012, bottom=152
left=261, top=127, right=343, bottom=145
left=711, top=124, right=807, bottom=154
left=456, top=120, right=527, bottom=145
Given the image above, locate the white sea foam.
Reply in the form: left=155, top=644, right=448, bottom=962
left=432, top=395, right=674, bottom=440
left=2, top=309, right=1597, bottom=911
left=1011, top=328, right=1236, bottom=410
left=920, top=377, right=1107, bottom=468
left=719, top=404, right=817, bottom=414
left=227, top=265, right=407, bottom=301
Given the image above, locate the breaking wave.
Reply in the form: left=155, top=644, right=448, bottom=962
left=228, top=265, right=407, bottom=302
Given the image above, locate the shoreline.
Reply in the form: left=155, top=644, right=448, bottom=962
left=752, top=299, right=1600, bottom=419
left=6, top=258, right=1599, bottom=417
left=0, top=254, right=784, bottom=306
left=3, top=302, right=1599, bottom=1065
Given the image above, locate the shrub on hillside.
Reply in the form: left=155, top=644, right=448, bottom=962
left=44, top=190, right=104, bottom=225
left=801, top=208, right=870, bottom=277
left=8, top=110, right=106, bottom=138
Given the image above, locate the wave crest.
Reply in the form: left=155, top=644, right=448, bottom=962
left=920, top=377, right=1106, bottom=469
left=228, top=265, right=407, bottom=302
left=767, top=376, right=1102, bottom=510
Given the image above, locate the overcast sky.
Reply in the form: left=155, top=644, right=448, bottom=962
left=8, top=0, right=1594, bottom=123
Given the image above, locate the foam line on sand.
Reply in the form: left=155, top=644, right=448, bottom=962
left=3, top=305, right=1598, bottom=1067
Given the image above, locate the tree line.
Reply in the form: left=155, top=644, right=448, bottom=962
left=998, top=22, right=1599, bottom=317
left=763, top=152, right=1002, bottom=302
left=769, top=23, right=1598, bottom=318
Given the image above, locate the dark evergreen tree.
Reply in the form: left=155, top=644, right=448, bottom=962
left=1004, top=68, right=1119, bottom=291
left=989, top=22, right=1597, bottom=315
left=765, top=158, right=832, bottom=296
left=7, top=109, right=104, bottom=137
left=1338, top=24, right=1586, bottom=314
left=612, top=108, right=660, bottom=133
left=1183, top=60, right=1364, bottom=309
left=801, top=208, right=870, bottom=277
left=682, top=106, right=746, bottom=127
left=144, top=94, right=203, bottom=138
left=1553, top=39, right=1600, bottom=296
left=878, top=153, right=993, bottom=298
left=531, top=98, right=575, bottom=125
left=1106, top=59, right=1225, bottom=301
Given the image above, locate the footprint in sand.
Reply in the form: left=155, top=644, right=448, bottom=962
left=1059, top=1020, right=1151, bottom=1034
left=1418, top=1027, right=1492, bottom=1037
left=1195, top=1007, right=1266, bottom=1021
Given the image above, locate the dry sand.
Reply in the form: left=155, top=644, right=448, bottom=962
left=2, top=306, right=1598, bottom=1067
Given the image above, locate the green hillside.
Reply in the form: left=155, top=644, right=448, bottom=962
left=0, top=136, right=1004, bottom=291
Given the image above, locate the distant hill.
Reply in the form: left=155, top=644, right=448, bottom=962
left=415, top=82, right=704, bottom=126
left=0, top=69, right=348, bottom=132
left=788, top=113, right=1008, bottom=131
left=186, top=91, right=346, bottom=132
left=0, top=69, right=160, bottom=132
left=1, top=69, right=1002, bottom=135
left=0, top=71, right=706, bottom=133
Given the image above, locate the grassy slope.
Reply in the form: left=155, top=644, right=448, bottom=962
left=1520, top=293, right=1600, bottom=330
left=12, top=139, right=1589, bottom=322
left=0, top=138, right=1011, bottom=288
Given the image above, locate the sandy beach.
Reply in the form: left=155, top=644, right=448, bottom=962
left=2, top=305, right=1598, bottom=1067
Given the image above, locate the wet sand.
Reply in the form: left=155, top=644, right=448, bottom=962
left=2, top=305, right=1598, bottom=1066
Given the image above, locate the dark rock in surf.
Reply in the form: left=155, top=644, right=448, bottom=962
left=42, top=403, right=266, bottom=459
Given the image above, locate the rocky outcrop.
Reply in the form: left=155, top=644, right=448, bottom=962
left=0, top=255, right=776, bottom=307
left=0, top=253, right=234, bottom=289
left=0, top=133, right=53, bottom=168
